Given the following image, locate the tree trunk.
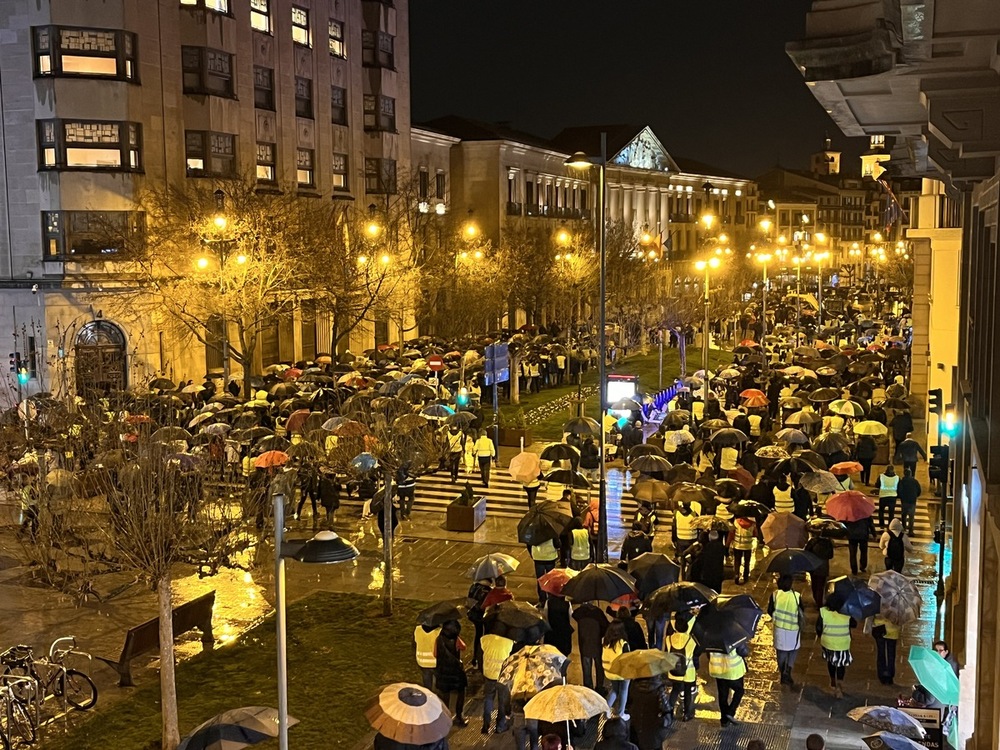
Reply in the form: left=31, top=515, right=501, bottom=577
left=510, top=352, right=520, bottom=405
left=676, top=330, right=687, bottom=378
left=381, top=472, right=394, bottom=617
left=157, top=575, right=180, bottom=750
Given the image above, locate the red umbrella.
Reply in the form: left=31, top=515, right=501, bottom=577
left=825, top=490, right=875, bottom=522
left=830, top=461, right=864, bottom=475
left=726, top=466, right=755, bottom=492
left=333, top=420, right=369, bottom=437
left=282, top=367, right=303, bottom=381
left=738, top=339, right=759, bottom=348
left=538, top=568, right=577, bottom=596
left=254, top=450, right=289, bottom=469
left=739, top=388, right=765, bottom=399
left=285, top=408, right=312, bottom=434
left=743, top=395, right=769, bottom=408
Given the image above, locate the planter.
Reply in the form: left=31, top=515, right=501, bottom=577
left=498, top=428, right=532, bottom=447
left=446, top=495, right=488, bottom=532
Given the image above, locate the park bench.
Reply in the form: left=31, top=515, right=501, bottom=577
left=97, top=590, right=216, bottom=687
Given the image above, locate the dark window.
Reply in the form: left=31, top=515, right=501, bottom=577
left=253, top=66, right=274, bottom=110
left=363, top=94, right=395, bottom=132
left=374, top=318, right=389, bottom=347
left=365, top=157, right=396, bottom=194
left=42, top=210, right=144, bottom=259
left=256, top=142, right=275, bottom=183
left=361, top=30, right=394, bottom=68
left=332, top=152, right=349, bottom=191
left=330, top=85, right=347, bottom=125
left=33, top=26, right=138, bottom=81
left=294, top=77, right=313, bottom=118
left=180, top=0, right=230, bottom=12
left=26, top=336, right=38, bottom=380
left=38, top=119, right=142, bottom=171
left=296, top=148, right=315, bottom=188
left=185, top=130, right=236, bottom=177
left=250, top=0, right=271, bottom=32
left=291, top=6, right=311, bottom=47
left=435, top=172, right=446, bottom=200
left=182, top=46, right=235, bottom=97
left=328, top=19, right=346, bottom=58
left=418, top=169, right=429, bottom=200
left=525, top=180, right=535, bottom=207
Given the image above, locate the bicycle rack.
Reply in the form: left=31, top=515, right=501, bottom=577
left=1, top=675, right=42, bottom=741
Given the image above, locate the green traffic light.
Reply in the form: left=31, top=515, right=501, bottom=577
left=17, top=369, right=29, bottom=385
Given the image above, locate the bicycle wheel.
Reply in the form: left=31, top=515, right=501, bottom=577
left=1, top=666, right=39, bottom=704
left=0, top=725, right=9, bottom=750
left=8, top=700, right=36, bottom=744
left=58, top=669, right=98, bottom=710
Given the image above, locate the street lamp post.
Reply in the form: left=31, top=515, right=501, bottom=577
left=754, top=252, right=771, bottom=356
left=813, top=250, right=828, bottom=328
left=695, top=256, right=721, bottom=397
left=566, top=132, right=608, bottom=562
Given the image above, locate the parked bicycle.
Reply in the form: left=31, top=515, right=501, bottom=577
left=1, top=637, right=97, bottom=711
left=0, top=679, right=37, bottom=748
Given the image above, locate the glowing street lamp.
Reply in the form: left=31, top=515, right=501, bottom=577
left=694, top=256, right=722, bottom=394
left=754, top=252, right=772, bottom=347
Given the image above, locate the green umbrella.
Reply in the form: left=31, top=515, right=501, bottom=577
left=908, top=646, right=959, bottom=705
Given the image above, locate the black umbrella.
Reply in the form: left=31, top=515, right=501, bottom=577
left=767, top=456, right=824, bottom=477
left=252, top=435, right=291, bottom=455
left=561, top=564, right=638, bottom=603
left=728, top=500, right=771, bottom=520
left=628, top=455, right=673, bottom=476
left=691, top=594, right=763, bottom=653
left=806, top=516, right=848, bottom=538
left=709, top=428, right=750, bottom=447
left=645, top=582, right=718, bottom=617
left=628, top=444, right=667, bottom=462
left=763, top=548, right=824, bottom=575
left=540, top=443, right=581, bottom=465
left=663, top=411, right=691, bottom=428
left=563, top=417, right=600, bottom=436
left=714, top=478, right=746, bottom=500
left=665, top=463, right=698, bottom=483
left=627, top=553, right=681, bottom=599
left=543, top=468, right=592, bottom=489
left=811, top=432, right=853, bottom=455
left=517, top=503, right=573, bottom=546
left=830, top=576, right=882, bottom=621
left=793, top=449, right=828, bottom=470
left=417, top=601, right=465, bottom=628
left=484, top=601, right=551, bottom=643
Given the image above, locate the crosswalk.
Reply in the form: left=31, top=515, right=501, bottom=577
left=339, top=465, right=940, bottom=542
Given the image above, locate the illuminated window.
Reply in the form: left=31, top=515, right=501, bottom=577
left=182, top=46, right=234, bottom=97
left=291, top=6, right=311, bottom=47
left=33, top=26, right=138, bottom=81
left=363, top=94, right=395, bottom=132
left=42, top=210, right=144, bottom=259
left=329, top=19, right=345, bottom=58
left=250, top=0, right=271, bottom=33
left=294, top=77, right=313, bottom=119
left=180, top=0, right=230, bottom=13
left=361, top=30, right=394, bottom=68
left=331, top=85, right=347, bottom=125
left=37, top=119, right=141, bottom=171
left=296, top=149, right=315, bottom=188
left=365, top=157, right=396, bottom=195
left=256, top=142, right=275, bottom=183
left=254, top=66, right=274, bottom=110
left=185, top=131, right=236, bottom=177
left=332, top=152, right=349, bottom=191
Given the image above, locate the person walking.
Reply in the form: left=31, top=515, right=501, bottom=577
left=482, top=575, right=514, bottom=609
left=625, top=676, right=671, bottom=750
left=708, top=643, right=749, bottom=726
left=434, top=619, right=469, bottom=725
left=594, top=717, right=639, bottom=750
left=895, top=432, right=927, bottom=477
left=768, top=574, right=804, bottom=686
left=574, top=601, right=609, bottom=691
left=465, top=577, right=492, bottom=669
left=473, top=430, right=496, bottom=487
left=896, top=468, right=922, bottom=536
left=816, top=593, right=855, bottom=697
left=522, top=473, right=542, bottom=508
left=619, top=522, right=653, bottom=568
left=665, top=611, right=697, bottom=722
left=730, top=515, right=758, bottom=585
left=568, top=521, right=592, bottom=571
left=804, top=534, right=834, bottom=608
left=412, top=622, right=440, bottom=690
left=691, top=529, right=726, bottom=594
left=879, top=518, right=913, bottom=572
left=602, top=620, right=632, bottom=719
left=856, top=434, right=878, bottom=486
left=773, top=479, right=795, bottom=514
left=672, top=502, right=698, bottom=557
left=446, top=426, right=465, bottom=483
left=544, top=592, right=573, bottom=657
left=396, top=464, right=417, bottom=520
left=579, top=437, right=600, bottom=481
left=480, top=632, right=515, bottom=733
left=871, top=613, right=901, bottom=685
left=529, top=536, right=560, bottom=606
left=845, top=514, right=877, bottom=574
left=874, top=465, right=900, bottom=527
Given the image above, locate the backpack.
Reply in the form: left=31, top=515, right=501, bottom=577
left=887, top=532, right=905, bottom=560
left=466, top=581, right=491, bottom=616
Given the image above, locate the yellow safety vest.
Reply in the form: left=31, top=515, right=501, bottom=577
left=773, top=487, right=794, bottom=514
left=481, top=634, right=515, bottom=681
left=602, top=640, right=625, bottom=681
left=708, top=649, right=746, bottom=680
left=772, top=590, right=801, bottom=632
left=674, top=510, right=697, bottom=541
left=872, top=615, right=901, bottom=640
left=667, top=631, right=696, bottom=682
left=570, top=528, right=591, bottom=561
left=531, top=539, right=559, bottom=562
left=878, top=475, right=899, bottom=497
left=820, top=608, right=852, bottom=651
left=733, top=522, right=756, bottom=551
left=414, top=626, right=440, bottom=668
left=448, top=433, right=465, bottom=453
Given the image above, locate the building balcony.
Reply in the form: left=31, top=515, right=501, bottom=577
left=506, top=201, right=522, bottom=216
left=669, top=213, right=695, bottom=223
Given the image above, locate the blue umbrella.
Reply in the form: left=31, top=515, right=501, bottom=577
left=351, top=452, right=379, bottom=473
left=177, top=706, right=298, bottom=750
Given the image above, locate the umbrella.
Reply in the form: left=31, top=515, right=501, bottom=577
left=808, top=387, right=840, bottom=403
left=148, top=377, right=176, bottom=391
left=709, top=428, right=749, bottom=446
left=284, top=409, right=313, bottom=434
left=793, top=449, right=827, bottom=469
left=628, top=444, right=667, bottom=461
left=729, top=500, right=771, bottom=520
left=798, top=470, right=843, bottom=494
left=869, top=571, right=923, bottom=626
left=365, top=684, right=452, bottom=745
left=286, top=442, right=324, bottom=460
left=445, top=411, right=476, bottom=428
left=811, top=432, right=853, bottom=455
left=417, top=602, right=464, bottom=629
left=543, top=468, right=592, bottom=489
left=662, top=431, right=695, bottom=449
left=486, top=601, right=551, bottom=643
left=768, top=455, right=824, bottom=477
left=609, top=649, right=683, bottom=680
left=563, top=417, right=600, bottom=436
left=830, top=461, right=864, bottom=474
left=540, top=443, right=581, bottom=465
left=397, top=382, right=437, bottom=403
left=611, top=397, right=642, bottom=411
left=831, top=576, right=882, bottom=620
left=763, top=548, right=823, bottom=575
left=783, top=410, right=822, bottom=426
left=188, top=412, right=216, bottom=429
left=862, top=732, right=927, bottom=750
left=691, top=515, right=732, bottom=533
left=202, top=423, right=231, bottom=436
left=420, top=404, right=454, bottom=420
left=517, top=503, right=573, bottom=546
left=829, top=398, right=866, bottom=418
left=645, top=582, right=718, bottom=616
left=523, top=684, right=609, bottom=727
left=761, top=513, right=807, bottom=549
left=908, top=646, right=959, bottom=705
left=774, top=428, right=809, bottom=445
left=755, top=445, right=790, bottom=460
left=854, top=420, right=889, bottom=436
left=806, top=516, right=848, bottom=538
left=537, top=567, right=578, bottom=596
left=177, top=706, right=297, bottom=750
left=508, top=452, right=542, bottom=483
left=151, top=426, right=192, bottom=443
left=714, top=478, right=746, bottom=500
left=629, top=454, right=673, bottom=476
left=847, top=706, right=926, bottom=740
left=743, top=395, right=769, bottom=408
left=627, top=553, right=681, bottom=598
left=498, top=644, right=566, bottom=700
left=668, top=481, right=714, bottom=506
left=699, top=418, right=731, bottom=433
left=252, top=435, right=290, bottom=455
left=351, top=452, right=379, bottom=473
left=253, top=450, right=288, bottom=469
left=691, top=594, right=763, bottom=652
left=663, top=411, right=691, bottom=428
left=739, top=388, right=765, bottom=399
left=630, top=480, right=670, bottom=504
left=882, top=398, right=911, bottom=411
left=562, top=564, right=638, bottom=602
left=826, top=490, right=875, bottom=521
left=44, top=468, right=78, bottom=489
left=466, top=552, right=520, bottom=581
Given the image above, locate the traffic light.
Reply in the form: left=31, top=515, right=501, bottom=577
left=456, top=387, right=469, bottom=408
left=8, top=352, right=16, bottom=373
left=942, top=409, right=959, bottom=439
left=928, top=388, right=943, bottom=416
left=929, top=444, right=950, bottom=485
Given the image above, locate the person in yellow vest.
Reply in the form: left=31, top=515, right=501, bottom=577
left=672, top=502, right=698, bottom=556
left=708, top=642, right=748, bottom=727
left=767, top=574, right=804, bottom=686
left=412, top=623, right=441, bottom=690
left=871, top=612, right=901, bottom=685
left=480, top=633, right=515, bottom=733
left=729, top=516, right=758, bottom=585
left=568, top=521, right=592, bottom=571
left=665, top=611, right=698, bottom=722
left=815, top=593, right=856, bottom=697
left=529, top=534, right=561, bottom=606
left=873, top=465, right=899, bottom=528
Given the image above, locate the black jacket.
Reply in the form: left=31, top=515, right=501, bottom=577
left=619, top=532, right=653, bottom=563
left=897, top=476, right=922, bottom=504
left=626, top=677, right=671, bottom=750
left=572, top=603, right=609, bottom=657
left=434, top=621, right=467, bottom=691
left=845, top=517, right=877, bottom=542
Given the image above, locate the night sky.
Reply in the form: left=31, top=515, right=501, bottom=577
left=410, top=1, right=868, bottom=179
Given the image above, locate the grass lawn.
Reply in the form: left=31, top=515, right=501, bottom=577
left=45, top=594, right=425, bottom=750
left=490, top=346, right=732, bottom=441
